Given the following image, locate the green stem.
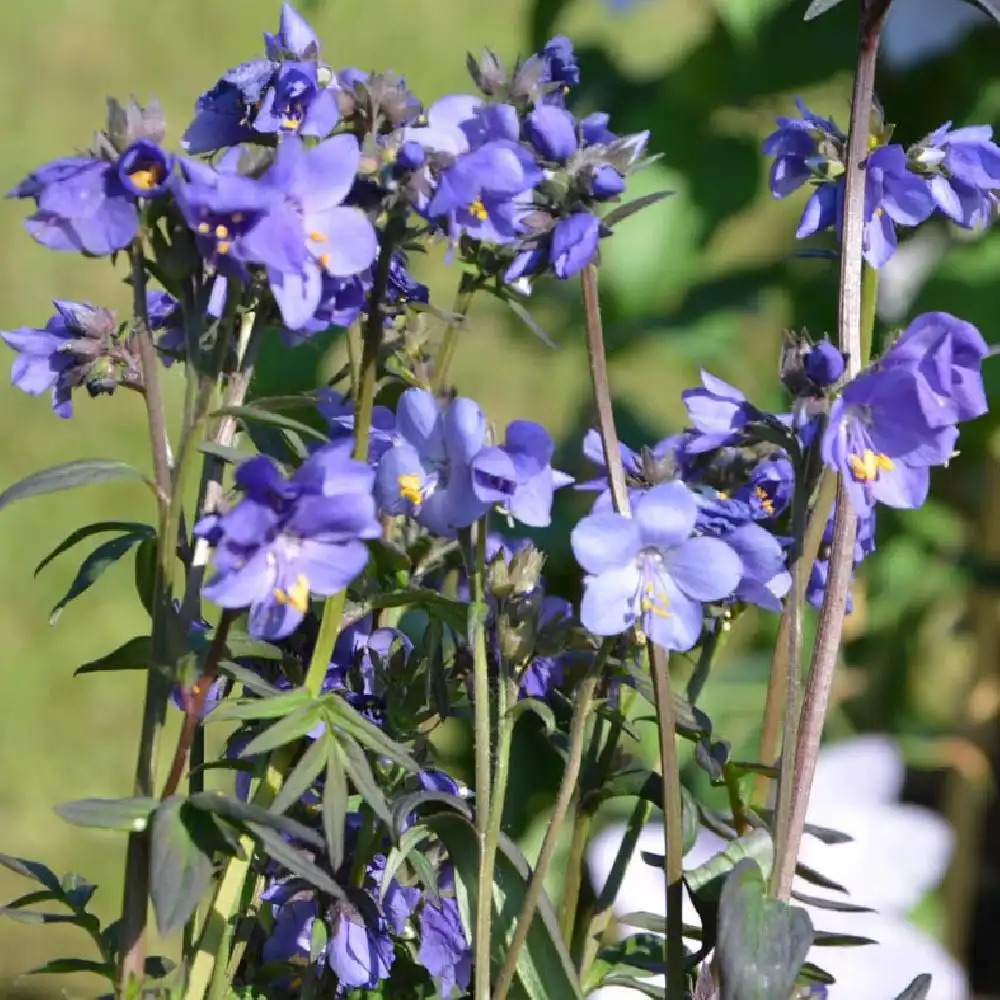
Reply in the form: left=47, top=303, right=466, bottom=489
left=648, top=641, right=684, bottom=1000
left=491, top=643, right=608, bottom=1000
left=118, top=239, right=175, bottom=991
left=430, top=273, right=477, bottom=394
left=559, top=808, right=593, bottom=946
left=468, top=522, right=494, bottom=1000
left=771, top=8, right=886, bottom=900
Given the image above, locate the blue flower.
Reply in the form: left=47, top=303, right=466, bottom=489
left=803, top=339, right=845, bottom=387
left=733, top=455, right=795, bottom=522
left=242, top=135, right=378, bottom=329
left=147, top=290, right=185, bottom=366
left=763, top=99, right=845, bottom=199
left=198, top=443, right=380, bottom=639
left=525, top=105, right=578, bottom=163
left=182, top=58, right=277, bottom=154
left=571, top=480, right=743, bottom=651
left=821, top=368, right=958, bottom=515
left=418, top=865, right=473, bottom=998
left=471, top=420, right=573, bottom=527
left=317, top=388, right=395, bottom=463
left=252, top=61, right=340, bottom=138
left=682, top=371, right=756, bottom=453
left=537, top=35, right=580, bottom=105
left=807, top=505, right=876, bottom=612
left=375, top=388, right=491, bottom=537
left=915, top=122, right=1000, bottom=228
left=327, top=900, right=395, bottom=988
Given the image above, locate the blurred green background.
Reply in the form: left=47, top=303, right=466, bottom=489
left=1, top=0, right=999, bottom=995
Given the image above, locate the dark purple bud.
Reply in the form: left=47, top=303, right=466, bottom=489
left=524, top=105, right=578, bottom=163
left=590, top=164, right=625, bottom=200
left=396, top=140, right=425, bottom=171
left=551, top=212, right=601, bottom=279
left=804, top=340, right=845, bottom=386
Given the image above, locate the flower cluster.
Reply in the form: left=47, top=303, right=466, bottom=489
left=765, top=99, right=1000, bottom=267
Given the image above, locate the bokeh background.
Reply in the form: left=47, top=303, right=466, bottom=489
left=0, top=0, right=998, bottom=995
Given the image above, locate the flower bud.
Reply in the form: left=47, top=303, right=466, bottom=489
left=590, top=164, right=625, bottom=201
left=804, top=340, right=845, bottom=386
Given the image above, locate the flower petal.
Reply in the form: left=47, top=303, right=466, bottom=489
left=665, top=536, right=742, bottom=602
left=580, top=564, right=641, bottom=637
left=572, top=512, right=641, bottom=574
left=634, top=480, right=698, bottom=549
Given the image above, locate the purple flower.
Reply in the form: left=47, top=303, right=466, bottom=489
left=375, top=388, right=490, bottom=537
left=821, top=368, right=958, bottom=515
left=253, top=61, right=340, bottom=138
left=551, top=212, right=601, bottom=279
left=721, top=522, right=791, bottom=612
left=763, top=99, right=845, bottom=199
left=807, top=505, right=876, bottom=611
left=519, top=595, right=575, bottom=700
left=317, top=388, right=395, bottom=463
left=426, top=140, right=541, bottom=245
left=525, top=105, right=578, bottom=163
left=682, top=371, right=755, bottom=453
left=591, top=164, right=626, bottom=200
left=262, top=897, right=319, bottom=964
left=265, top=2, right=322, bottom=60
left=916, top=123, right=1000, bottom=228
left=327, top=901, right=395, bottom=988
left=581, top=112, right=616, bottom=147
left=403, top=94, right=484, bottom=158
left=182, top=58, right=277, bottom=154
left=418, top=866, right=473, bottom=998
left=242, top=135, right=377, bottom=329
left=198, top=442, right=380, bottom=639
left=880, top=311, right=988, bottom=426
left=147, top=290, right=185, bottom=366
left=571, top=480, right=743, bottom=651
left=470, top=420, right=573, bottom=527
left=733, top=455, right=795, bottom=522
left=860, top=146, right=936, bottom=268
left=9, top=156, right=138, bottom=255
left=538, top=35, right=580, bottom=104
left=1, top=300, right=120, bottom=417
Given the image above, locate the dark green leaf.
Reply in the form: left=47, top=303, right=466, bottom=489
left=505, top=697, right=556, bottom=734
left=75, top=635, right=151, bottom=676
left=791, top=890, right=872, bottom=914
left=369, top=588, right=468, bottom=633
left=133, top=536, right=158, bottom=617
left=803, top=0, right=847, bottom=19
left=603, top=190, right=673, bottom=228
left=49, top=530, right=151, bottom=623
left=237, top=703, right=324, bottom=757
left=503, top=294, right=556, bottom=347
left=0, top=908, right=79, bottom=925
left=595, top=974, right=664, bottom=999
left=34, top=520, right=154, bottom=577
left=211, top=404, right=328, bottom=442
left=336, top=732, right=392, bottom=826
left=188, top=791, right=324, bottom=850
left=380, top=823, right=440, bottom=907
left=54, top=797, right=157, bottom=833
left=756, top=810, right=852, bottom=845
left=812, top=930, right=878, bottom=947
left=223, top=632, right=284, bottom=662
left=391, top=789, right=472, bottom=839
left=0, top=459, right=152, bottom=515
left=26, top=958, right=114, bottom=978
left=795, top=862, right=847, bottom=894
left=198, top=441, right=256, bottom=465
left=150, top=797, right=217, bottom=935
left=0, top=854, right=63, bottom=892
left=425, top=812, right=582, bottom=1000
left=597, top=933, right=665, bottom=975
left=716, top=858, right=813, bottom=1000
left=217, top=660, right=282, bottom=698
left=323, top=696, right=419, bottom=772
left=799, top=961, right=835, bottom=986
left=246, top=822, right=345, bottom=900
left=894, top=974, right=933, bottom=1000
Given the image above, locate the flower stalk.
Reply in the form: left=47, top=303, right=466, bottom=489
left=431, top=272, right=477, bottom=394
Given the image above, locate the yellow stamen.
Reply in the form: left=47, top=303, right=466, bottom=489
left=640, top=582, right=672, bottom=620
left=197, top=221, right=211, bottom=234
left=128, top=167, right=161, bottom=191
left=848, top=448, right=894, bottom=483
left=468, top=197, right=488, bottom=222
left=309, top=230, right=329, bottom=244
left=754, top=485, right=776, bottom=517
left=398, top=474, right=423, bottom=505
left=868, top=134, right=880, bottom=151
left=318, top=252, right=332, bottom=270
left=217, top=240, right=231, bottom=255
left=215, top=223, right=230, bottom=239
left=273, top=573, right=311, bottom=614
left=282, top=117, right=303, bottom=131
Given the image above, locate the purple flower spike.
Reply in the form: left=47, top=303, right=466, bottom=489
left=880, top=311, right=989, bottom=426
left=199, top=442, right=380, bottom=639
left=821, top=368, right=958, bottom=515
left=375, top=388, right=490, bottom=537
left=571, top=480, right=743, bottom=652
left=551, top=212, right=601, bottom=279
left=471, top=420, right=574, bottom=527
left=243, top=135, right=377, bottom=329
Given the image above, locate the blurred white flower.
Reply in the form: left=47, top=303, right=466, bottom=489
left=586, top=735, right=967, bottom=1000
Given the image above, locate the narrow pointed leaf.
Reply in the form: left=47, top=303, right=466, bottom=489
left=75, top=635, right=152, bottom=676
left=391, top=789, right=472, bottom=839
left=217, top=660, right=282, bottom=698
left=803, top=0, right=847, bottom=19
left=187, top=791, right=324, bottom=850
left=0, top=460, right=152, bottom=514
left=0, top=854, right=63, bottom=892
left=54, top=796, right=157, bottom=833
left=323, top=746, right=348, bottom=873
left=505, top=697, right=556, bottom=734
left=322, top=696, right=419, bottom=772
left=603, top=190, right=673, bottom=228
left=34, top=520, right=155, bottom=577
left=49, top=530, right=151, bottom=623
left=237, top=703, right=323, bottom=758
left=213, top=687, right=312, bottom=721
left=26, top=958, right=114, bottom=978
left=271, top=734, right=328, bottom=816
left=894, top=974, right=933, bottom=1000
left=503, top=294, right=556, bottom=347
left=790, top=890, right=872, bottom=914
left=811, top=930, right=878, bottom=947
left=211, top=405, right=328, bottom=442
left=222, top=631, right=284, bottom=662
left=336, top=733, right=392, bottom=826
left=246, top=822, right=345, bottom=900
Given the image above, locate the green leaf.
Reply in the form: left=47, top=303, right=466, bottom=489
left=75, top=635, right=151, bottom=676
left=502, top=294, right=556, bottom=348
left=49, top=530, right=152, bottom=624
left=237, top=703, right=324, bottom=757
left=150, top=797, right=217, bottom=935
left=716, top=858, right=813, bottom=1000
left=217, top=659, right=282, bottom=698
left=211, top=404, right=328, bottom=442
left=894, top=974, right=933, bottom=1000
left=505, top=697, right=556, bottom=734
left=323, top=695, right=419, bottom=772
left=188, top=791, right=324, bottom=850
left=336, top=732, right=393, bottom=826
left=811, top=930, right=878, bottom=947
left=686, top=828, right=774, bottom=900
left=271, top=734, right=328, bottom=816
left=596, top=933, right=664, bottom=977
left=425, top=812, right=582, bottom=1000
left=198, top=441, right=256, bottom=465
left=369, top=588, right=468, bottom=633
left=223, top=631, right=284, bottom=661
left=34, top=520, right=155, bottom=577
left=0, top=854, right=63, bottom=892
left=323, top=746, right=349, bottom=873
left=603, top=190, right=673, bottom=229
left=246, top=822, right=345, bottom=900
left=803, top=0, right=847, bottom=18
left=213, top=687, right=312, bottom=721
left=133, top=535, right=158, bottom=617
left=380, top=823, right=440, bottom=907
left=54, top=797, right=157, bottom=833
left=26, top=958, right=114, bottom=978
left=790, top=890, right=872, bottom=914
left=0, top=459, right=152, bottom=515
